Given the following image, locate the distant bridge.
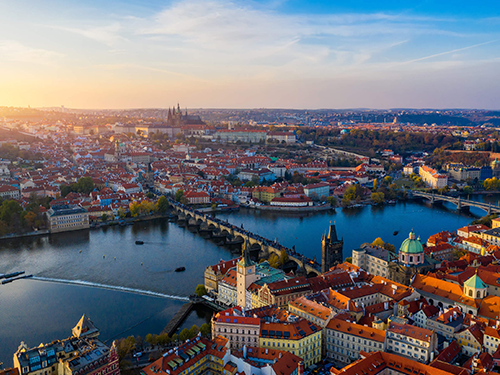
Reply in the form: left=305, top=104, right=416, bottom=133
left=167, top=198, right=321, bottom=277
left=411, top=191, right=500, bottom=215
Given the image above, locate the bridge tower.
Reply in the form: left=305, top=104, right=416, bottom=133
left=321, top=224, right=343, bottom=273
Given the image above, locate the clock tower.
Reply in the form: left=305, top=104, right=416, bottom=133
left=236, top=241, right=259, bottom=309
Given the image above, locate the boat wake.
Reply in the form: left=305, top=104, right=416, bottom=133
left=31, top=277, right=189, bottom=301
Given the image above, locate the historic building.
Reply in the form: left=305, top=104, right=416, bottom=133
left=47, top=204, right=89, bottom=233
left=352, top=245, right=391, bottom=278
left=385, top=322, right=438, bottom=363
left=322, top=224, right=343, bottom=273
left=211, top=306, right=261, bottom=350
left=388, top=231, right=438, bottom=285
left=13, top=315, right=119, bottom=375
left=325, top=318, right=386, bottom=365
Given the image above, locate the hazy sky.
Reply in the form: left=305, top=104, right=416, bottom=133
left=1, top=0, right=499, bottom=109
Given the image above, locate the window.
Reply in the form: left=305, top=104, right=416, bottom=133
left=469, top=290, right=473, bottom=297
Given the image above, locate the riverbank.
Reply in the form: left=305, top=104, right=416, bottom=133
left=241, top=204, right=334, bottom=212
left=0, top=229, right=50, bottom=241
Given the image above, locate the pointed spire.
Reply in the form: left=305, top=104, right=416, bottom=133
left=328, top=224, right=338, bottom=242
left=238, top=238, right=253, bottom=268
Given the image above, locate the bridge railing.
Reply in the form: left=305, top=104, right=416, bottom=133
left=167, top=196, right=321, bottom=271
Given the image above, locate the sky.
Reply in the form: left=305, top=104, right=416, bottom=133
left=0, top=0, right=499, bottom=109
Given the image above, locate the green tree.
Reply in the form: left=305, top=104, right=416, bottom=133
left=383, top=176, right=393, bottom=185
left=189, top=325, right=199, bottom=337
left=200, top=323, right=211, bottom=336
left=345, top=257, right=352, bottom=263
left=101, top=213, right=108, bottom=222
left=194, top=284, right=207, bottom=297
left=463, top=185, right=473, bottom=195
left=0, top=200, right=22, bottom=223
left=155, top=196, right=169, bottom=214
left=326, top=196, right=337, bottom=207
left=179, top=328, right=191, bottom=342
left=175, top=189, right=184, bottom=202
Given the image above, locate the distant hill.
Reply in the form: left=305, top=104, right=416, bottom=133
left=398, top=113, right=474, bottom=126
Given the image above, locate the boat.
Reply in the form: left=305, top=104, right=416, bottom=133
left=0, top=271, right=25, bottom=280
left=393, top=231, right=399, bottom=236
left=175, top=267, right=186, bottom=272
left=135, top=241, right=144, bottom=245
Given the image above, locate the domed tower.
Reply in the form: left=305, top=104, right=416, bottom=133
left=399, top=231, right=424, bottom=266
left=463, top=271, right=488, bottom=299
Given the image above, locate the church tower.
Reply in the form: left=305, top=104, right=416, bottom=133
left=236, top=241, right=259, bottom=309
left=321, top=224, right=343, bottom=273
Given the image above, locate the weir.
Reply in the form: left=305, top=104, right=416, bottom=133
left=31, top=277, right=190, bottom=301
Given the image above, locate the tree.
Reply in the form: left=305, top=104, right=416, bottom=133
left=179, top=328, right=191, bottom=342
left=372, top=237, right=385, bottom=247
left=129, top=201, right=140, bottom=217
left=155, top=196, right=169, bottom=214
left=24, top=211, right=37, bottom=228
left=175, top=189, right=184, bottom=202
left=189, top=325, right=199, bottom=337
left=268, top=253, right=280, bottom=268
left=383, top=176, right=393, bottom=185
left=371, top=192, right=385, bottom=204
left=200, top=323, right=211, bottom=336
left=345, top=257, right=352, bottom=263
left=463, top=185, right=473, bottom=195
left=194, top=284, right=207, bottom=297
left=326, top=196, right=337, bottom=207
left=280, top=248, right=288, bottom=265
left=373, top=178, right=378, bottom=191
left=101, top=213, right=108, bottom=222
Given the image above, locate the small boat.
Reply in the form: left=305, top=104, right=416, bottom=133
left=135, top=241, right=144, bottom=245
left=393, top=231, right=399, bottom=236
left=175, top=267, right=186, bottom=272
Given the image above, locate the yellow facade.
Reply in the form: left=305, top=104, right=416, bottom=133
left=258, top=331, right=322, bottom=368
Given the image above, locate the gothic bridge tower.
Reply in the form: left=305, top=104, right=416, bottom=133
left=321, top=224, right=343, bottom=273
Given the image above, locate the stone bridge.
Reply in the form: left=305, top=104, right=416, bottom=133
left=411, top=191, right=500, bottom=215
left=168, top=199, right=321, bottom=277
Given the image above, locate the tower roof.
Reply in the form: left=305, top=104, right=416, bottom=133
left=72, top=314, right=99, bottom=338
left=328, top=225, right=338, bottom=242
left=238, top=240, right=254, bottom=268
left=399, top=231, right=423, bottom=254
left=464, top=273, right=487, bottom=290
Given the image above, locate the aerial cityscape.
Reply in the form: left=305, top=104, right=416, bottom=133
left=1, top=1, right=500, bottom=375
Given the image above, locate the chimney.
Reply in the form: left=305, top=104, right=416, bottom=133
left=298, top=361, right=305, bottom=375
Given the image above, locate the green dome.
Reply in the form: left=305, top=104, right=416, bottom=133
left=399, top=231, right=423, bottom=254
left=464, top=273, right=486, bottom=289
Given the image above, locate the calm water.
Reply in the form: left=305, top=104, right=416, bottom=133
left=0, top=198, right=485, bottom=366
left=215, top=200, right=478, bottom=260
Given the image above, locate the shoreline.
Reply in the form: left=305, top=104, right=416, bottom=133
left=241, top=204, right=335, bottom=212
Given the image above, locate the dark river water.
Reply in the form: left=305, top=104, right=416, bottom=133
left=0, top=197, right=490, bottom=366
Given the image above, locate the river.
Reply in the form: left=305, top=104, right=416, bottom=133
left=0, top=197, right=489, bottom=366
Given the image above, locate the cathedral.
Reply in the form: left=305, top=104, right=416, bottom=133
left=166, top=103, right=205, bottom=127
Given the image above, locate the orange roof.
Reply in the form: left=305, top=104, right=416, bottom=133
left=412, top=273, right=478, bottom=308
left=332, top=351, right=457, bottom=375
left=289, top=296, right=333, bottom=321
left=388, top=322, right=434, bottom=342
left=327, top=318, right=386, bottom=343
